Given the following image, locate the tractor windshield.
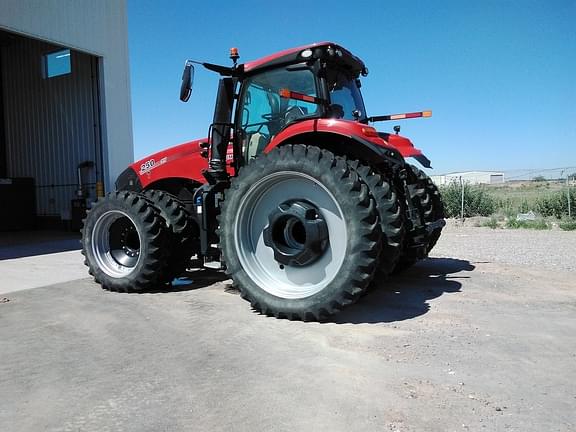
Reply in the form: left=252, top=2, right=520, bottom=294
left=327, top=71, right=367, bottom=122
left=240, top=67, right=320, bottom=160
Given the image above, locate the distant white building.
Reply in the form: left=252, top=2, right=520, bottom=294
left=430, top=171, right=504, bottom=185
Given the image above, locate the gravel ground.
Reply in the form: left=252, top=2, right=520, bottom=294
left=432, top=219, right=576, bottom=271
left=1, top=224, right=575, bottom=431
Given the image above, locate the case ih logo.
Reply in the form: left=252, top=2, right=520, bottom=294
left=139, top=157, right=167, bottom=175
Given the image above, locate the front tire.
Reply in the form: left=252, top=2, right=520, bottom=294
left=81, top=191, right=169, bottom=292
left=219, top=145, right=381, bottom=321
left=142, top=189, right=197, bottom=282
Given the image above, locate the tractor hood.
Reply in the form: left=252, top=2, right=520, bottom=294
left=116, top=139, right=209, bottom=191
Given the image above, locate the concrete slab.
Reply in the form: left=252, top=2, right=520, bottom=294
left=0, top=256, right=575, bottom=431
left=0, top=226, right=575, bottom=431
left=0, top=250, right=86, bottom=294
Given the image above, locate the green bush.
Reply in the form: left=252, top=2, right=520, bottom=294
left=559, top=219, right=576, bottom=231
left=534, top=188, right=576, bottom=219
left=493, top=196, right=534, bottom=215
left=505, top=218, right=550, bottom=230
left=481, top=217, right=500, bottom=229
left=439, top=182, right=495, bottom=218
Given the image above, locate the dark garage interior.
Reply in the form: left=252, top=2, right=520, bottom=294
left=0, top=29, right=105, bottom=251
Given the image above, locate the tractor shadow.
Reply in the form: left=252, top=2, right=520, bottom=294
left=140, top=268, right=230, bottom=293
left=334, top=257, right=475, bottom=324
left=0, top=230, right=81, bottom=260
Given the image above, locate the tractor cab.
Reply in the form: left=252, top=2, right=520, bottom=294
left=180, top=42, right=376, bottom=176
left=179, top=42, right=433, bottom=181
left=236, top=43, right=369, bottom=161
left=240, top=61, right=371, bottom=160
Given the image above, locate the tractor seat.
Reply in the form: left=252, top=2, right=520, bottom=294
left=247, top=132, right=268, bottom=160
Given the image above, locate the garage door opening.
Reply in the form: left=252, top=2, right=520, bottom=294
left=0, top=30, right=105, bottom=251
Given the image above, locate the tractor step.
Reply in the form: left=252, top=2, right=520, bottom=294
left=203, top=260, right=224, bottom=270
left=426, top=219, right=446, bottom=233
left=404, top=243, right=428, bottom=259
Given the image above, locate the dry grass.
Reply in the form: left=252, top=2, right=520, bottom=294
left=486, top=181, right=566, bottom=215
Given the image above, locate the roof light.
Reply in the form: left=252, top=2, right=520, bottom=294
left=229, top=47, right=240, bottom=66
left=300, top=49, right=313, bottom=58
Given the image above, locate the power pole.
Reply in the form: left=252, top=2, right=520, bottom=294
left=568, top=177, right=572, bottom=219
left=563, top=170, right=572, bottom=219
left=460, top=176, right=465, bottom=222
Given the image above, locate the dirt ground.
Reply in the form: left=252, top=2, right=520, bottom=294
left=0, top=224, right=575, bottom=431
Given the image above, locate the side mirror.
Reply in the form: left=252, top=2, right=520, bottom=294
left=180, top=60, right=194, bottom=102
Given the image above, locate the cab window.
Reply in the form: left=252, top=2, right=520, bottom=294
left=239, top=67, right=318, bottom=161
left=327, top=70, right=367, bottom=121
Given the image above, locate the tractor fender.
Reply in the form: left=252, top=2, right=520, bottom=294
left=263, top=119, right=405, bottom=167
left=380, top=133, right=432, bottom=169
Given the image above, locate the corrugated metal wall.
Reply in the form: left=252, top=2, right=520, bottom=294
left=0, top=33, right=102, bottom=219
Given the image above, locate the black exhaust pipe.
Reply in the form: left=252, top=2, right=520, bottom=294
left=207, top=77, right=235, bottom=182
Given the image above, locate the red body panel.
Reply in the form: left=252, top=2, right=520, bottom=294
left=384, top=133, right=425, bottom=158
left=131, top=139, right=208, bottom=188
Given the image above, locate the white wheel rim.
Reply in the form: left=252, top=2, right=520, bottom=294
left=91, top=210, right=142, bottom=278
left=234, top=171, right=347, bottom=299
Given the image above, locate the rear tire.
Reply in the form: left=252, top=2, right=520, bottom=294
left=81, top=191, right=169, bottom=292
left=394, top=164, right=444, bottom=273
left=347, top=160, right=404, bottom=278
left=417, top=168, right=444, bottom=253
left=219, top=145, right=381, bottom=321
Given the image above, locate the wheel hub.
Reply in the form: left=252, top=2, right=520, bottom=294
left=108, top=218, right=141, bottom=268
left=92, top=210, right=142, bottom=277
left=120, top=225, right=140, bottom=258
left=263, top=200, right=328, bottom=266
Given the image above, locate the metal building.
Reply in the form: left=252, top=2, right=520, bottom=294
left=0, top=0, right=132, bottom=230
left=430, top=171, right=505, bottom=186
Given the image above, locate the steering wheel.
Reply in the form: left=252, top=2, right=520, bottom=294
left=283, top=106, right=306, bottom=124
left=261, top=113, right=280, bottom=121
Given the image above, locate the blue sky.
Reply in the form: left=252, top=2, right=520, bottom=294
left=128, top=0, right=575, bottom=175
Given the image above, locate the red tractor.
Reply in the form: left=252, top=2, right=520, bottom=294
left=81, top=42, right=444, bottom=320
